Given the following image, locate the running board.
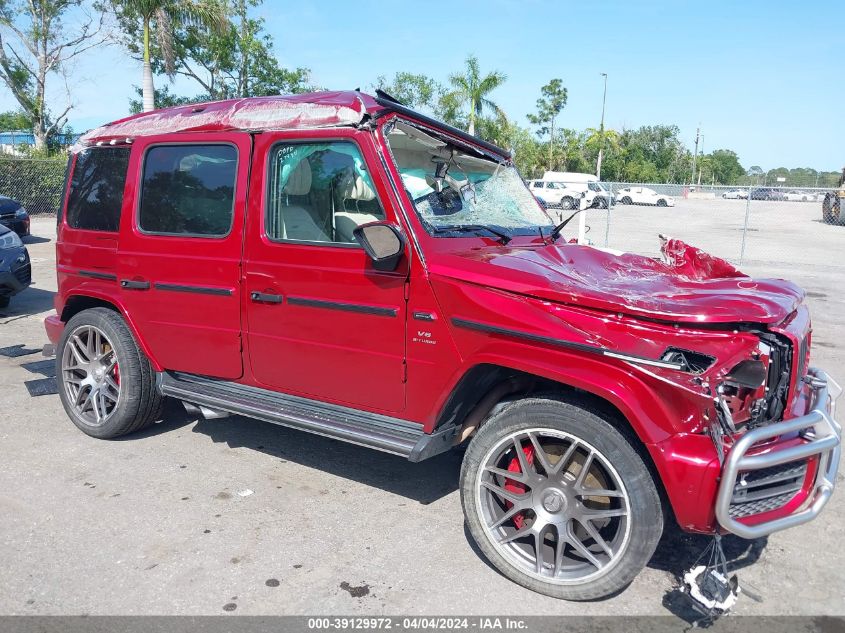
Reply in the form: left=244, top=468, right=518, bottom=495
left=158, top=372, right=457, bottom=462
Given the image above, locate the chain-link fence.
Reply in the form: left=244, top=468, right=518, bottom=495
left=0, top=157, right=67, bottom=216
left=2, top=154, right=842, bottom=273
left=560, top=182, right=844, bottom=270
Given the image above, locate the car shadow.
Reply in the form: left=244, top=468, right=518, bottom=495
left=648, top=522, right=768, bottom=577
left=0, top=286, right=55, bottom=319
left=187, top=412, right=462, bottom=505
left=22, top=234, right=51, bottom=245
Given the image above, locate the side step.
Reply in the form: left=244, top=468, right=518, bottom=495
left=158, top=372, right=457, bottom=462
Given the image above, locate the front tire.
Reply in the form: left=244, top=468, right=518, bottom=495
left=657, top=199, right=668, bottom=207
left=460, top=397, right=663, bottom=601
left=620, top=196, right=632, bottom=205
left=560, top=196, right=576, bottom=210
left=58, top=308, right=164, bottom=439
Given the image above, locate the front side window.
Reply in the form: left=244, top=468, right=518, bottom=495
left=138, top=144, right=237, bottom=237
left=66, top=147, right=131, bottom=231
left=266, top=141, right=384, bottom=244
left=385, top=121, right=552, bottom=238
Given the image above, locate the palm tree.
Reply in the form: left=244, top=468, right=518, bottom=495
left=446, top=55, right=507, bottom=136
left=113, top=0, right=227, bottom=112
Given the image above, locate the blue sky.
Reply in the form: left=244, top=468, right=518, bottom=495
left=3, top=0, right=843, bottom=170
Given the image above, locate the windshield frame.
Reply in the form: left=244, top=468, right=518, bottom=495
left=378, top=116, right=554, bottom=242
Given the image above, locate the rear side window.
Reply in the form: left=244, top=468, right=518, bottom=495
left=138, top=144, right=237, bottom=237
left=66, top=147, right=131, bottom=231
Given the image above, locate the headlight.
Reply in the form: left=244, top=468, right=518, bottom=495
left=0, top=231, right=22, bottom=249
left=14, top=207, right=27, bottom=218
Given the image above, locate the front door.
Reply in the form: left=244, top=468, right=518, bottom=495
left=117, top=133, right=250, bottom=379
left=243, top=129, right=408, bottom=413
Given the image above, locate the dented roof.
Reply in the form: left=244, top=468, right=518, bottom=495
left=75, top=91, right=385, bottom=149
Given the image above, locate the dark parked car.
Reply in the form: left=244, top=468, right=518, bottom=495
left=750, top=188, right=786, bottom=201
left=0, top=195, right=31, bottom=237
left=0, top=223, right=31, bottom=308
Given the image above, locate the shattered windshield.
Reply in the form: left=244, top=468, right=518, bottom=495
left=384, top=120, right=553, bottom=238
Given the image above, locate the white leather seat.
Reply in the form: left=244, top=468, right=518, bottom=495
left=279, top=160, right=330, bottom=242
left=335, top=174, right=381, bottom=243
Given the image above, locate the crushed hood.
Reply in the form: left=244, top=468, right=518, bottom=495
left=429, top=237, right=803, bottom=324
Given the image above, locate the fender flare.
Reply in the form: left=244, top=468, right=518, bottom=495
left=60, top=290, right=163, bottom=372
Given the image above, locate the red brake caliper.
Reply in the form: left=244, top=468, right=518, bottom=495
left=504, top=442, right=534, bottom=529
left=113, top=362, right=120, bottom=386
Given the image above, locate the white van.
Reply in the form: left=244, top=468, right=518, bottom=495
left=542, top=171, right=614, bottom=208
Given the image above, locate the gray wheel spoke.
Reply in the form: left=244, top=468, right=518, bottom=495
left=512, top=436, right=531, bottom=476
left=550, top=440, right=579, bottom=476
left=574, top=451, right=595, bottom=490
left=553, top=528, right=566, bottom=577
left=577, top=487, right=625, bottom=499
left=69, top=335, right=89, bottom=364
left=576, top=518, right=613, bottom=557
left=484, top=464, right=528, bottom=485
left=581, top=507, right=627, bottom=521
left=566, top=525, right=604, bottom=570
left=534, top=531, right=544, bottom=574
left=527, top=432, right=554, bottom=475
left=481, top=480, right=530, bottom=505
left=104, top=375, right=120, bottom=395
left=498, top=524, right=533, bottom=545
left=488, top=505, right=525, bottom=530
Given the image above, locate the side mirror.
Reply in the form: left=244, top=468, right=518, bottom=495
left=353, top=222, right=406, bottom=272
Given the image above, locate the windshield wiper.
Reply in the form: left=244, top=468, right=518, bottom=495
left=549, top=209, right=582, bottom=242
left=433, top=224, right=512, bottom=244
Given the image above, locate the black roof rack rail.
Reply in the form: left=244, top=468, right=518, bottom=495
left=372, top=96, right=511, bottom=159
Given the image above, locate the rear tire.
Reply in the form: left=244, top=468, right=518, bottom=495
left=57, top=307, right=164, bottom=439
left=657, top=199, right=668, bottom=207
left=620, top=196, right=632, bottom=205
left=0, top=296, right=9, bottom=309
left=560, top=196, right=576, bottom=211
left=460, top=397, right=663, bottom=601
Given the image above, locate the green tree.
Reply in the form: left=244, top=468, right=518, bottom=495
left=374, top=72, right=442, bottom=113
left=526, top=79, right=568, bottom=170
left=445, top=55, right=506, bottom=136
left=127, top=84, right=202, bottom=113
left=111, top=0, right=227, bottom=112
left=699, top=149, right=744, bottom=185
left=0, top=0, right=106, bottom=151
left=0, top=110, right=29, bottom=129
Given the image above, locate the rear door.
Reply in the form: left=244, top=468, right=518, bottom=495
left=117, top=133, right=250, bottom=379
left=242, top=128, right=408, bottom=413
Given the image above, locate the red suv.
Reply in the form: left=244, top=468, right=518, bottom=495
left=45, top=91, right=840, bottom=601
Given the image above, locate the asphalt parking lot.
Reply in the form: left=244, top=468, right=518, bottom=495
left=1, top=205, right=843, bottom=617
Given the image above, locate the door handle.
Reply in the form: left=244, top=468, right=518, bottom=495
left=120, top=279, right=150, bottom=290
left=250, top=291, right=283, bottom=304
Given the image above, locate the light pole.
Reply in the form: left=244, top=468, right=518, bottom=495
left=596, top=73, right=608, bottom=180
left=690, top=126, right=700, bottom=189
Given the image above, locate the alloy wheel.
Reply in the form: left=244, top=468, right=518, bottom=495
left=61, top=325, right=121, bottom=425
left=475, top=428, right=631, bottom=584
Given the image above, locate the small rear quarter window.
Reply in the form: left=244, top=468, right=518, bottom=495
left=138, top=144, right=237, bottom=237
left=65, top=147, right=131, bottom=232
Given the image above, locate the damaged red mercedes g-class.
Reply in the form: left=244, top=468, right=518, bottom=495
left=45, top=91, right=840, bottom=601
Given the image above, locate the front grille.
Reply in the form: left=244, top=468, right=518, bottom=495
left=728, top=460, right=807, bottom=518
left=13, top=262, right=31, bottom=285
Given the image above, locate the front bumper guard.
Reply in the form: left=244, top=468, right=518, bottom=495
left=715, top=367, right=841, bottom=539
